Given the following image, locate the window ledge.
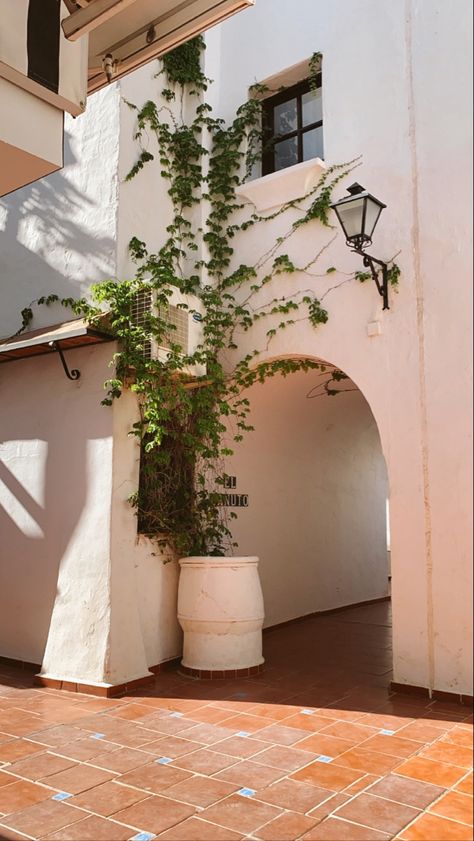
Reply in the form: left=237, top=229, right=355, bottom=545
left=236, top=158, right=326, bottom=212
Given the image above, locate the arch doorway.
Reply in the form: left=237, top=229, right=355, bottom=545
left=227, top=361, right=392, bottom=690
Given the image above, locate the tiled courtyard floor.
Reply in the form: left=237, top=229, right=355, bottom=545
left=0, top=602, right=472, bottom=841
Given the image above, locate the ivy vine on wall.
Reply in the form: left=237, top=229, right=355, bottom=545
left=14, top=40, right=399, bottom=558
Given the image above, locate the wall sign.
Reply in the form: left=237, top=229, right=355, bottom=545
left=220, top=476, right=249, bottom=507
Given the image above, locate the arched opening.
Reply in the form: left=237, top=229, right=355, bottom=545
left=227, top=359, right=392, bottom=690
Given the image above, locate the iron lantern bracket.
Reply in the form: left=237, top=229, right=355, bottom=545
left=352, top=248, right=390, bottom=311
left=48, top=341, right=81, bottom=380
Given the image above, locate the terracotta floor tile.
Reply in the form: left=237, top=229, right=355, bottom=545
left=256, top=810, right=319, bottom=840
left=335, top=747, right=402, bottom=775
left=445, top=727, right=474, bottom=748
left=420, top=741, right=473, bottom=768
left=366, top=773, right=445, bottom=808
left=297, top=733, right=358, bottom=757
left=396, top=756, right=467, bottom=787
left=245, top=703, right=301, bottom=721
left=0, top=800, right=85, bottom=836
left=41, top=814, right=133, bottom=840
left=255, top=778, right=333, bottom=813
left=0, top=771, right=18, bottom=787
left=282, top=713, right=335, bottom=732
left=89, top=747, right=155, bottom=774
left=51, top=737, right=118, bottom=762
left=306, top=791, right=350, bottom=821
left=209, top=736, right=271, bottom=759
left=455, top=772, right=473, bottom=795
left=42, top=763, right=116, bottom=794
left=336, top=792, right=419, bottom=834
left=398, top=812, right=474, bottom=840
left=0, top=825, right=30, bottom=840
left=164, top=775, right=239, bottom=807
left=7, top=752, right=77, bottom=781
left=128, top=713, right=194, bottom=736
left=254, top=745, right=317, bottom=772
left=320, top=721, right=378, bottom=743
left=176, top=723, right=237, bottom=745
left=252, top=724, right=310, bottom=746
left=174, top=749, right=238, bottom=775
left=218, top=714, right=277, bottom=733
left=158, top=816, right=242, bottom=839
left=72, top=779, right=151, bottom=816
left=214, top=759, right=284, bottom=789
left=27, top=726, right=85, bottom=748
left=104, top=703, right=152, bottom=721
left=429, top=790, right=473, bottom=825
left=290, top=761, right=364, bottom=791
left=113, top=793, right=195, bottom=834
left=0, top=780, right=52, bottom=814
left=302, top=816, right=390, bottom=839
left=396, top=721, right=449, bottom=743
left=199, top=793, right=281, bottom=834
left=0, top=741, right=45, bottom=763
left=185, top=707, right=239, bottom=725
left=362, top=734, right=423, bottom=758
left=120, top=761, right=192, bottom=794
left=146, top=735, right=206, bottom=757
left=345, top=774, right=380, bottom=795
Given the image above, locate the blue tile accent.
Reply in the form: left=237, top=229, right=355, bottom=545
left=236, top=731, right=251, bottom=737
left=91, top=733, right=105, bottom=740
left=301, top=709, right=315, bottom=715
left=380, top=729, right=396, bottom=736
left=155, top=757, right=173, bottom=765
left=169, top=712, right=184, bottom=718
left=131, top=834, right=156, bottom=841
left=52, top=792, right=72, bottom=801
left=238, top=788, right=256, bottom=797
left=316, top=755, right=333, bottom=763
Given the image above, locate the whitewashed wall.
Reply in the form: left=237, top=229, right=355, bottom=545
left=226, top=373, right=389, bottom=628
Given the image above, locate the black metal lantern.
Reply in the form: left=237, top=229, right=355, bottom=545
left=331, top=182, right=390, bottom=310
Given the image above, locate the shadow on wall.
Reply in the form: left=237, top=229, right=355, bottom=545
left=0, top=347, right=112, bottom=665
left=0, top=132, right=116, bottom=334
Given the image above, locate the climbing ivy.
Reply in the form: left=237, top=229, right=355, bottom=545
left=15, top=39, right=400, bottom=558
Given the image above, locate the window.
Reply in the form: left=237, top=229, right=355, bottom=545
left=262, top=75, right=323, bottom=176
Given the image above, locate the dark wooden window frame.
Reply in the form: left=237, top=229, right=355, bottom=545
left=262, top=74, right=323, bottom=176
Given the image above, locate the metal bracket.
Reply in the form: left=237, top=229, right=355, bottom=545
left=48, top=342, right=81, bottom=381
left=353, top=249, right=390, bottom=311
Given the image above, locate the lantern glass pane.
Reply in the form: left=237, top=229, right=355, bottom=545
left=336, top=197, right=365, bottom=239
left=364, top=196, right=384, bottom=239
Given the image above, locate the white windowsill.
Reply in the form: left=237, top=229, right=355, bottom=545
left=236, top=158, right=327, bottom=212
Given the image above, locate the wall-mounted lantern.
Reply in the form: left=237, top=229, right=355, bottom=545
left=331, top=182, right=390, bottom=310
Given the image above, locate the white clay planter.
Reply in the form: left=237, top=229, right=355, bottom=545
left=177, top=556, right=265, bottom=675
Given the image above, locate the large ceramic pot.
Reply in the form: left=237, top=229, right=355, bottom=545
left=177, top=556, right=265, bottom=676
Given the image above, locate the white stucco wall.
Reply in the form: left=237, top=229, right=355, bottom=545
left=0, top=344, right=114, bottom=666
left=0, top=83, right=120, bottom=335
left=226, top=372, right=389, bottom=628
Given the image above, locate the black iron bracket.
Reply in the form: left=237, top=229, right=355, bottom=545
left=353, top=249, right=390, bottom=311
left=48, top=341, right=81, bottom=380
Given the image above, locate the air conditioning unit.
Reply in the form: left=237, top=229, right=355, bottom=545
left=131, top=286, right=206, bottom=378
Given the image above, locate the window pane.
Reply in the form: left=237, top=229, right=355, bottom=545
left=274, top=98, right=297, bottom=136
left=302, top=88, right=322, bottom=126
left=302, top=126, right=324, bottom=161
left=274, top=136, right=298, bottom=171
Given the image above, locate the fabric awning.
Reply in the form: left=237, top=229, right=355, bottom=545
left=0, top=317, right=113, bottom=365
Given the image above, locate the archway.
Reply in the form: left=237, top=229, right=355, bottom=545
left=226, top=359, right=392, bottom=687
